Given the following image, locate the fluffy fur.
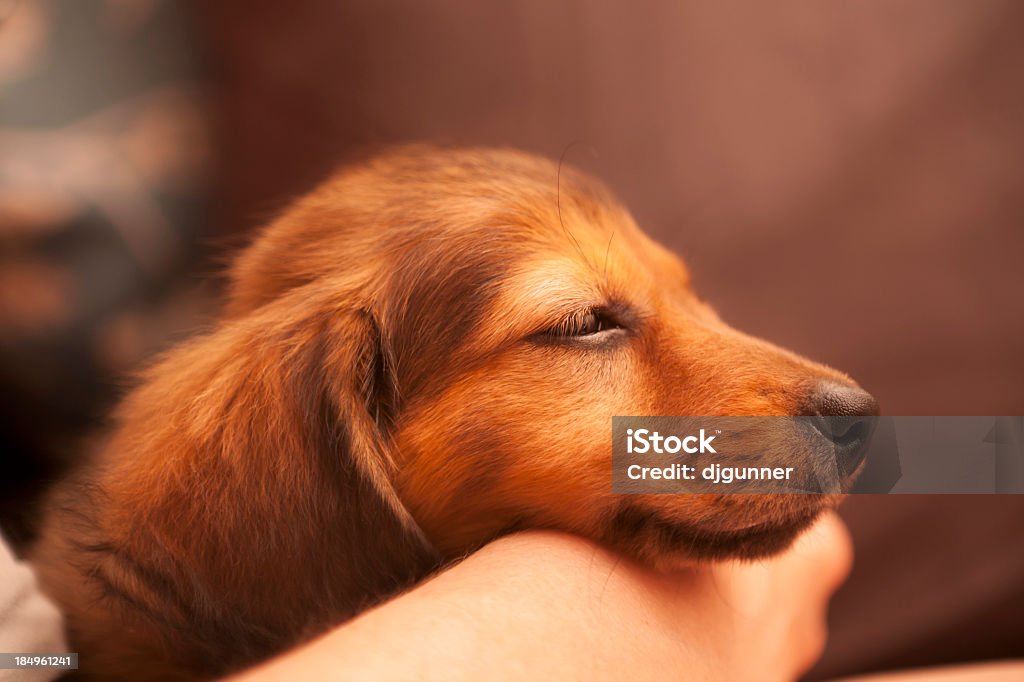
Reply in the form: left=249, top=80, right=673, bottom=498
left=33, top=147, right=862, bottom=680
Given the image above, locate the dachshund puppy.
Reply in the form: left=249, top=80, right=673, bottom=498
left=32, top=147, right=878, bottom=680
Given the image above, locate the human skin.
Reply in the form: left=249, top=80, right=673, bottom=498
left=230, top=513, right=852, bottom=682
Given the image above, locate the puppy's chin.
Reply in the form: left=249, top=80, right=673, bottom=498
left=606, top=496, right=836, bottom=570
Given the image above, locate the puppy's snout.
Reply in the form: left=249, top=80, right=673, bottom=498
left=805, top=381, right=879, bottom=476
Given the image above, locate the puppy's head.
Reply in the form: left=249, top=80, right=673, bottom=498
left=228, top=146, right=877, bottom=567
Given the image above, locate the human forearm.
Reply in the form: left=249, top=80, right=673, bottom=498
left=231, top=531, right=714, bottom=681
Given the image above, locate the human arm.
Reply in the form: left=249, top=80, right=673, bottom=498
left=231, top=513, right=852, bottom=681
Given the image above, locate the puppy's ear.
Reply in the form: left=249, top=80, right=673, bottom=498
left=51, top=285, right=439, bottom=675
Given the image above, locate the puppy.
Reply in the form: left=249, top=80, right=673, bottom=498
left=31, top=146, right=877, bottom=680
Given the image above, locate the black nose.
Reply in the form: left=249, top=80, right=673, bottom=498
left=805, top=381, right=880, bottom=477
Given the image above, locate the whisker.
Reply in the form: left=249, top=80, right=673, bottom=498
left=602, top=229, right=617, bottom=287
left=557, top=142, right=588, bottom=264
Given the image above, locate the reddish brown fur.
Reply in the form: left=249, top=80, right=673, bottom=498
left=32, top=147, right=861, bottom=680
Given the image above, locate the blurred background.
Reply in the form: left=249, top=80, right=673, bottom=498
left=1, top=1, right=1021, bottom=679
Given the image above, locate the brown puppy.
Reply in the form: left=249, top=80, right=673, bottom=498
left=32, top=147, right=877, bottom=680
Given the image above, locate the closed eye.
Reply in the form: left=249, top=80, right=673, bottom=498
left=540, top=307, right=625, bottom=343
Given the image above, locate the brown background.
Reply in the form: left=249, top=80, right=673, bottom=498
left=194, top=0, right=1024, bottom=414
left=190, top=2, right=1024, bottom=678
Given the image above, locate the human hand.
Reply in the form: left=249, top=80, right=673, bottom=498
left=692, top=512, right=853, bottom=680
left=521, top=511, right=851, bottom=681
